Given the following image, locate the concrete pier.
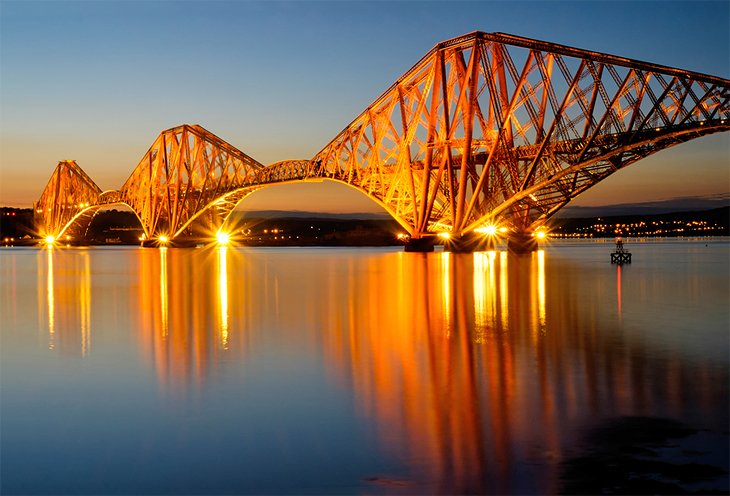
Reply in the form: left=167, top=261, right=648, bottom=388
left=141, top=238, right=201, bottom=248
left=507, top=232, right=538, bottom=254
left=443, top=232, right=486, bottom=253
left=404, top=237, right=435, bottom=252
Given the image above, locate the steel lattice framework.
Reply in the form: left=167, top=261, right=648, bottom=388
left=34, top=160, right=103, bottom=239
left=35, top=31, right=729, bottom=244
left=310, top=32, right=729, bottom=237
left=118, top=124, right=265, bottom=238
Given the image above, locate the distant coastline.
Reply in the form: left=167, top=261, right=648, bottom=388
left=559, top=193, right=730, bottom=218
left=2, top=204, right=728, bottom=247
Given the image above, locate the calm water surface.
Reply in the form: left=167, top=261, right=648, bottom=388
left=1, top=240, right=728, bottom=494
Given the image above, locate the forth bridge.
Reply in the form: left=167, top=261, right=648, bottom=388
left=34, top=31, right=730, bottom=252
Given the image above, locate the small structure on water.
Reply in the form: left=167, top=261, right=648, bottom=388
left=610, top=238, right=632, bottom=264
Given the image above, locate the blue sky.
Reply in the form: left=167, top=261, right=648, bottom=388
left=1, top=0, right=728, bottom=211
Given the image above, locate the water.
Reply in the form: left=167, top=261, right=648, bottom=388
left=1, top=240, right=728, bottom=494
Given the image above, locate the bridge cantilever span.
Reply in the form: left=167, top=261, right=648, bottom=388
left=310, top=31, right=729, bottom=250
left=35, top=31, right=729, bottom=250
left=34, top=160, right=103, bottom=241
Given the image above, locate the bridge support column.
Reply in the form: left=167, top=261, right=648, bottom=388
left=507, top=232, right=537, bottom=254
left=141, top=238, right=200, bottom=248
left=404, top=237, right=435, bottom=252
left=444, top=232, right=485, bottom=253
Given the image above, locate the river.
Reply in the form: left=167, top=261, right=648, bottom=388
left=1, top=239, right=728, bottom=494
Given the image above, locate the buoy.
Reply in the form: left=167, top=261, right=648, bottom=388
left=610, top=237, right=632, bottom=264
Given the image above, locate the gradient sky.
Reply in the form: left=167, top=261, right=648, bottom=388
left=1, top=0, right=728, bottom=213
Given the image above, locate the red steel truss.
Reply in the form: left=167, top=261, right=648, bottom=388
left=118, top=124, right=264, bottom=238
left=35, top=32, right=729, bottom=243
left=34, top=160, right=102, bottom=240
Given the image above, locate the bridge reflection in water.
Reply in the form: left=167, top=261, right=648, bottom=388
left=33, top=247, right=728, bottom=493
left=37, top=248, right=91, bottom=355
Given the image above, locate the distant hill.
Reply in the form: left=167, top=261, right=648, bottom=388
left=234, top=196, right=730, bottom=221
left=559, top=194, right=730, bottom=218
left=552, top=206, right=729, bottom=237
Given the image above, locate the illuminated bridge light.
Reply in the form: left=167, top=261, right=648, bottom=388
left=158, top=235, right=169, bottom=245
left=438, top=232, right=451, bottom=240
left=475, top=224, right=498, bottom=236
left=216, top=231, right=230, bottom=246
left=535, top=230, right=548, bottom=240
left=44, top=235, right=56, bottom=245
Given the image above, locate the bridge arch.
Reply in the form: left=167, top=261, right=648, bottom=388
left=207, top=177, right=412, bottom=237
left=51, top=200, right=147, bottom=243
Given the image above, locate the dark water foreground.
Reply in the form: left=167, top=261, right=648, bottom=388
left=1, top=240, right=728, bottom=494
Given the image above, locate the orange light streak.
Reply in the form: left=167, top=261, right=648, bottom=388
left=218, top=246, right=229, bottom=349
left=46, top=248, right=55, bottom=350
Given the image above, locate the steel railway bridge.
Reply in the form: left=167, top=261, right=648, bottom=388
left=35, top=31, right=729, bottom=251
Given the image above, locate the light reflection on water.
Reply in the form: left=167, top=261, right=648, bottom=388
left=1, top=241, right=728, bottom=494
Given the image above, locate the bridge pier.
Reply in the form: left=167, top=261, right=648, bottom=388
left=507, top=232, right=538, bottom=254
left=141, top=238, right=202, bottom=248
left=404, top=237, right=435, bottom=252
left=443, top=232, right=488, bottom=253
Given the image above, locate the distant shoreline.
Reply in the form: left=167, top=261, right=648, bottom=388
left=2, top=206, right=728, bottom=247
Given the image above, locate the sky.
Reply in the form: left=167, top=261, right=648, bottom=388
left=1, top=0, right=728, bottom=213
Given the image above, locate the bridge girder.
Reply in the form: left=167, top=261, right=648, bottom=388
left=34, top=31, right=729, bottom=243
